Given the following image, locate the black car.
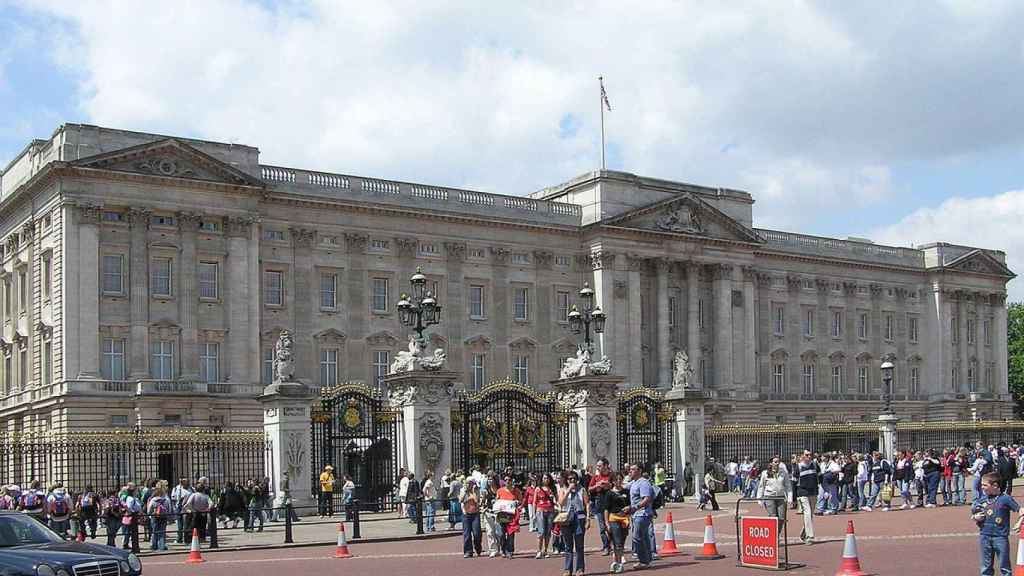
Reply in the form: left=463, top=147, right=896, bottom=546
left=0, top=511, right=142, bottom=575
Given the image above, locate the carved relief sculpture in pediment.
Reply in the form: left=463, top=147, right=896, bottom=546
left=135, top=156, right=197, bottom=179
left=655, top=200, right=704, bottom=234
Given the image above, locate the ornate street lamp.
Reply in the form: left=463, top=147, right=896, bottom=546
left=568, top=282, right=606, bottom=351
left=880, top=359, right=895, bottom=414
left=397, top=267, right=441, bottom=341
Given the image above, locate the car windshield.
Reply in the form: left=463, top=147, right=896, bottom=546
left=0, top=515, right=64, bottom=547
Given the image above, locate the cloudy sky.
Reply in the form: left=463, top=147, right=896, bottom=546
left=1, top=1, right=1022, bottom=298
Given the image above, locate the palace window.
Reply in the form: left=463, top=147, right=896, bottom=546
left=372, top=278, right=389, bottom=313
left=910, top=367, right=920, bottom=396
left=951, top=315, right=960, bottom=343
left=199, top=342, right=219, bottom=383
left=831, top=365, right=843, bottom=394
left=858, top=312, right=868, bottom=340
left=554, top=255, right=571, bottom=267
left=42, top=254, right=52, bottom=301
left=803, top=308, right=814, bottom=337
left=263, top=229, right=285, bottom=241
left=952, top=364, right=960, bottom=390
left=469, top=285, right=485, bottom=319
left=698, top=298, right=706, bottom=329
left=909, top=316, right=919, bottom=343
left=19, top=348, right=27, bottom=389
left=968, top=361, right=978, bottom=393
left=151, top=257, right=173, bottom=297
left=511, top=253, right=530, bottom=265
left=885, top=313, right=894, bottom=341
left=771, top=364, right=785, bottom=394
left=471, top=354, right=486, bottom=390
left=42, top=337, right=51, bottom=387
left=372, top=351, right=390, bottom=391
left=198, top=262, right=219, bottom=300
left=263, top=349, right=274, bottom=384
left=558, top=290, right=571, bottom=323
left=102, top=255, right=124, bottom=294
left=772, top=305, right=785, bottom=335
left=513, top=287, right=529, bottom=321
left=985, top=365, right=994, bottom=391
left=150, top=340, right=175, bottom=380
left=199, top=220, right=220, bottom=233
left=101, top=211, right=123, bottom=222
left=857, top=366, right=869, bottom=395
left=668, top=296, right=677, bottom=327
left=513, top=355, right=529, bottom=385
left=802, top=364, right=815, bottom=395
left=369, top=238, right=390, bottom=252
left=320, top=272, right=338, bottom=309
left=3, top=352, right=9, bottom=394
left=984, top=319, right=992, bottom=346
left=264, top=271, right=283, bottom=306
left=967, top=318, right=976, bottom=344
left=18, top=270, right=26, bottom=311
left=832, top=310, right=842, bottom=338
left=101, top=338, right=126, bottom=380
left=320, top=349, right=338, bottom=387
left=151, top=215, right=177, bottom=228
left=2, top=280, right=9, bottom=317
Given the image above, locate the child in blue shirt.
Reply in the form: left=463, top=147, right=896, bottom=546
left=972, top=473, right=1023, bottom=576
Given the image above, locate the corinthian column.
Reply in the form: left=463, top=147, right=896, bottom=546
left=75, top=204, right=102, bottom=379
left=127, top=208, right=151, bottom=379
left=655, top=258, right=671, bottom=388
left=714, top=263, right=733, bottom=389
left=178, top=212, right=201, bottom=380
left=686, top=262, right=702, bottom=388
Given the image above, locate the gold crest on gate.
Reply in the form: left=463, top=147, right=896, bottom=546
left=633, top=405, right=651, bottom=430
left=342, top=399, right=362, bottom=429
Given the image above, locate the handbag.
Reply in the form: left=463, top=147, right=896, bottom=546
left=552, top=511, right=570, bottom=525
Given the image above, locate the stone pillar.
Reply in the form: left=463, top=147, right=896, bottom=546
left=247, top=218, right=262, bottom=384
left=878, top=413, right=899, bottom=458
left=742, top=266, right=757, bottom=392
left=490, top=248, right=510, bottom=379
left=177, top=212, right=201, bottom=380
left=227, top=217, right=254, bottom=384
left=714, top=263, right=733, bottom=389
left=625, top=255, right=644, bottom=387
left=686, top=262, right=702, bottom=388
left=76, top=205, right=101, bottom=379
left=261, top=381, right=316, bottom=513
left=655, top=259, right=671, bottom=388
left=344, top=234, right=369, bottom=383
left=590, top=250, right=617, bottom=362
left=993, top=293, right=1009, bottom=397
left=127, top=208, right=151, bottom=379
left=383, top=370, right=457, bottom=481
left=291, top=228, right=316, bottom=383
left=554, top=375, right=623, bottom=468
left=666, top=387, right=706, bottom=498
left=444, top=243, right=467, bottom=378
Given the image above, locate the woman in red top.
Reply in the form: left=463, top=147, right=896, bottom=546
left=495, top=477, right=522, bottom=558
left=525, top=478, right=537, bottom=534
left=532, top=473, right=556, bottom=558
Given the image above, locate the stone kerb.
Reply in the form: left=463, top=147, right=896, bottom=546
left=553, top=374, right=625, bottom=468
left=383, top=370, right=458, bottom=482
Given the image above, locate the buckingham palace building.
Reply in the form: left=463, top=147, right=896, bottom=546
left=0, top=123, right=1015, bottom=435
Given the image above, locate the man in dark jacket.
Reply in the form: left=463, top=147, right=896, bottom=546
left=997, top=448, right=1017, bottom=495
left=794, top=451, right=818, bottom=544
left=405, top=473, right=421, bottom=524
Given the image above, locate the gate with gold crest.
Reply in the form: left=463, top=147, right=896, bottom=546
left=451, top=378, right=575, bottom=474
left=617, top=387, right=674, bottom=472
left=311, top=382, right=401, bottom=508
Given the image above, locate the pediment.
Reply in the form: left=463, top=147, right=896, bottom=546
left=508, top=336, right=538, bottom=351
left=550, top=336, right=578, bottom=354
left=464, top=334, right=492, bottom=349
left=72, top=138, right=264, bottom=187
left=314, top=328, right=347, bottom=343
left=599, top=193, right=763, bottom=244
left=944, top=250, right=1016, bottom=278
left=366, top=330, right=400, bottom=347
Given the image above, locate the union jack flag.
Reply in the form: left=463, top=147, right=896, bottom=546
left=600, top=76, right=611, bottom=111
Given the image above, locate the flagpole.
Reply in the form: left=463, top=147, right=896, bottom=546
left=599, top=76, right=606, bottom=170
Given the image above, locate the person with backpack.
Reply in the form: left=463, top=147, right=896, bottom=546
left=170, top=478, right=193, bottom=544
left=246, top=480, right=265, bottom=532
left=19, top=480, right=46, bottom=523
left=971, top=448, right=993, bottom=503
left=46, top=483, right=72, bottom=537
left=956, top=447, right=971, bottom=505
left=120, top=485, right=142, bottom=553
left=146, top=482, right=172, bottom=551
left=102, top=488, right=125, bottom=547
left=140, top=479, right=156, bottom=543
left=78, top=484, right=99, bottom=539
left=0, top=486, right=17, bottom=511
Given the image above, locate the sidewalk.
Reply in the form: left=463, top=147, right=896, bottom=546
left=137, top=510, right=460, bottom=556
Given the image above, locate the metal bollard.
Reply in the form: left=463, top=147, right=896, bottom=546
left=284, top=504, right=294, bottom=544
left=208, top=508, right=219, bottom=549
left=352, top=501, right=361, bottom=540
left=415, top=497, right=424, bottom=535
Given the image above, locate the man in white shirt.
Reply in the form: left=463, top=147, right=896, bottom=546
left=399, top=473, right=410, bottom=519
left=725, top=459, right=740, bottom=493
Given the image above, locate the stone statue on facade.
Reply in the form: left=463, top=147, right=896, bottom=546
left=672, top=350, right=694, bottom=389
left=390, top=335, right=446, bottom=374
left=559, top=346, right=613, bottom=380
left=273, top=330, right=296, bottom=383
left=656, top=203, right=703, bottom=234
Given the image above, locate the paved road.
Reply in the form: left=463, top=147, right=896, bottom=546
left=139, top=501, right=999, bottom=575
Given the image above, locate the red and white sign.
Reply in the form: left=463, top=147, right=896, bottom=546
left=740, top=516, right=779, bottom=569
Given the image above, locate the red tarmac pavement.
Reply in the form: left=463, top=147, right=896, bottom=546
left=140, top=500, right=997, bottom=575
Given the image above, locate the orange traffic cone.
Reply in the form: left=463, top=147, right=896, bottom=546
left=834, top=521, right=867, bottom=576
left=694, top=514, right=724, bottom=560
left=334, top=522, right=353, bottom=558
left=659, top=511, right=681, bottom=556
left=1013, top=536, right=1024, bottom=576
left=186, top=528, right=205, bottom=564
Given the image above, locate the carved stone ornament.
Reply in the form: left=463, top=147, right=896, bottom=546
left=226, top=216, right=255, bottom=237
left=264, top=408, right=277, bottom=418
left=556, top=387, right=589, bottom=409
left=444, top=242, right=467, bottom=261
left=489, top=246, right=510, bottom=264
left=127, top=208, right=152, bottom=227
left=533, top=250, right=554, bottom=269
left=613, top=279, right=628, bottom=299
left=559, top=346, right=613, bottom=380
left=344, top=233, right=369, bottom=253
left=273, top=330, right=296, bottom=384
left=590, top=413, right=613, bottom=459
left=290, top=227, right=316, bottom=247
left=177, top=211, right=203, bottom=228
left=419, top=412, right=446, bottom=472
left=285, top=430, right=306, bottom=485
left=557, top=381, right=617, bottom=408
left=672, top=350, right=694, bottom=389
left=390, top=335, right=446, bottom=373
left=387, top=379, right=453, bottom=407
left=591, top=250, right=616, bottom=271
left=626, top=254, right=646, bottom=272
left=686, top=426, right=702, bottom=464
left=655, top=202, right=703, bottom=234
left=76, top=204, right=102, bottom=225
left=395, top=237, right=418, bottom=258
left=136, top=156, right=197, bottom=178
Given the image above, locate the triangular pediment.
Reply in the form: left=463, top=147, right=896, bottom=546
left=599, top=193, right=763, bottom=244
left=72, top=138, right=264, bottom=187
left=943, top=250, right=1016, bottom=278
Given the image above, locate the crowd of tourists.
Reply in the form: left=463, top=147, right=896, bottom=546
left=400, top=459, right=671, bottom=574
left=0, top=475, right=286, bottom=552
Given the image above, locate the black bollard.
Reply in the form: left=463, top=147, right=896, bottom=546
left=284, top=504, right=294, bottom=544
left=208, top=508, right=219, bottom=549
left=415, top=497, right=424, bottom=535
left=352, top=501, right=361, bottom=540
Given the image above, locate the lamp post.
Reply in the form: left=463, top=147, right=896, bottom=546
left=880, top=360, right=895, bottom=415
left=396, top=267, right=442, bottom=342
left=567, top=282, right=606, bottom=352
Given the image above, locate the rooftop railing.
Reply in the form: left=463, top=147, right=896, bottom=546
left=756, top=228, right=923, bottom=266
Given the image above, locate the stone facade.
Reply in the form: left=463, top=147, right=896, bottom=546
left=0, top=124, right=1014, bottom=434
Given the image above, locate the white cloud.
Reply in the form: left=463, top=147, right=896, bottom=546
left=12, top=1, right=1024, bottom=234
left=870, top=190, right=1023, bottom=302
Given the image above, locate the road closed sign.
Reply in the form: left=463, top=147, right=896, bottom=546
left=740, top=516, right=779, bottom=569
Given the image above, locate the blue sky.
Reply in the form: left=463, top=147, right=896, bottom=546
left=2, top=1, right=1023, bottom=298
